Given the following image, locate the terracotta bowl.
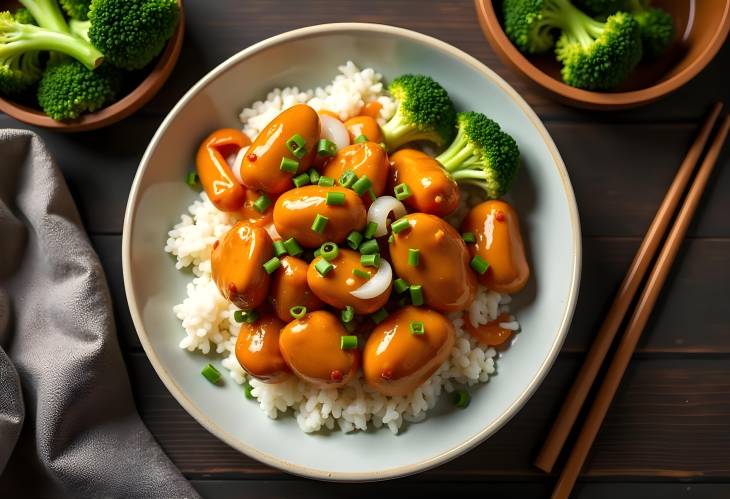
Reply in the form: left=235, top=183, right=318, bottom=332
left=0, top=0, right=184, bottom=132
left=476, top=0, right=730, bottom=110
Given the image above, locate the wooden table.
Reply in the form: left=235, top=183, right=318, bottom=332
left=3, top=1, right=729, bottom=497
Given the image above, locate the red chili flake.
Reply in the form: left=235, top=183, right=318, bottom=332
left=247, top=153, right=258, bottom=162
left=495, top=210, right=506, bottom=222
left=330, top=370, right=343, bottom=382
left=228, top=283, right=237, bottom=295
left=212, top=240, right=220, bottom=250
left=381, top=369, right=393, bottom=381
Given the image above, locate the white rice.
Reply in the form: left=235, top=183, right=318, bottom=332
left=165, top=62, right=519, bottom=434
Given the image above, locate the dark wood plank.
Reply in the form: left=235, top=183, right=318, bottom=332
left=191, top=481, right=730, bottom=499
left=97, top=236, right=730, bottom=354
left=146, top=0, right=730, bottom=122
left=128, top=353, right=730, bottom=479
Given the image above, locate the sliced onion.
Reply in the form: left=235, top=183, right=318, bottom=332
left=367, top=196, right=407, bottom=237
left=350, top=259, right=392, bottom=299
left=264, top=223, right=280, bottom=241
left=231, top=146, right=248, bottom=185
left=320, top=114, right=350, bottom=151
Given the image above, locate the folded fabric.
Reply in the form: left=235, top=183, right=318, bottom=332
left=0, top=129, right=199, bottom=499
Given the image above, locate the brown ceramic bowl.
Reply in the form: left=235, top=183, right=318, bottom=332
left=0, top=0, right=184, bottom=132
left=476, top=0, right=730, bottom=110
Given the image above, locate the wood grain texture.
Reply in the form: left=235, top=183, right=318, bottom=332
left=127, top=353, right=730, bottom=479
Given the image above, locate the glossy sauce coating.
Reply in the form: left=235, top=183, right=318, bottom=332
left=273, top=185, right=367, bottom=248
left=359, top=101, right=382, bottom=119
left=270, top=256, right=324, bottom=322
left=211, top=222, right=273, bottom=310
left=240, top=104, right=320, bottom=194
left=196, top=128, right=250, bottom=212
left=344, top=116, right=384, bottom=144
left=363, top=306, right=454, bottom=396
left=462, top=313, right=514, bottom=349
left=307, top=248, right=391, bottom=314
left=279, top=310, right=359, bottom=388
left=322, top=142, right=389, bottom=197
left=235, top=312, right=290, bottom=383
left=461, top=200, right=530, bottom=294
left=389, top=149, right=460, bottom=217
left=389, top=213, right=477, bottom=312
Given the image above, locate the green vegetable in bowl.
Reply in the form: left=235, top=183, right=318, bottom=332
left=37, top=58, right=121, bottom=119
left=80, top=0, right=180, bottom=70
left=18, top=0, right=69, bottom=33
left=503, top=0, right=643, bottom=90
left=0, top=11, right=102, bottom=96
left=381, top=74, right=456, bottom=150
left=435, top=111, right=520, bottom=199
left=59, top=0, right=92, bottom=20
left=572, top=0, right=623, bottom=16
left=13, top=8, right=36, bottom=25
left=624, top=0, right=674, bottom=59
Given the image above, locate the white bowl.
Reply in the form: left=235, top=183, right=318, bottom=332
left=123, top=23, right=581, bottom=481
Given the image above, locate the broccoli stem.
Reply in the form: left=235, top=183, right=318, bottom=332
left=19, top=0, right=69, bottom=33
left=553, top=0, right=606, bottom=48
left=436, top=130, right=475, bottom=172
left=1, top=25, right=102, bottom=69
left=450, top=169, right=488, bottom=181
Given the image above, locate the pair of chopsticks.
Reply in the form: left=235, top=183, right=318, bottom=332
left=535, top=102, right=730, bottom=499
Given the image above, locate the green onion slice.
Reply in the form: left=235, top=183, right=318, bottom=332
left=279, top=156, right=299, bottom=173
left=462, top=232, right=476, bottom=244
left=186, top=171, right=199, bottom=187
left=340, top=335, right=358, bottom=350
left=286, top=133, right=306, bottom=152
left=326, top=191, right=345, bottom=206
left=409, top=284, right=424, bottom=306
left=470, top=255, right=490, bottom=274
left=453, top=389, right=471, bottom=409
left=318, top=176, right=335, bottom=187
left=263, top=256, right=281, bottom=274
left=354, top=134, right=369, bottom=144
left=408, top=248, right=420, bottom=266
left=390, top=217, right=410, bottom=234
left=352, top=268, right=370, bottom=279
left=319, top=242, right=339, bottom=261
left=393, top=278, right=409, bottom=294
left=272, top=240, right=287, bottom=257
left=311, top=214, right=329, bottom=233
left=244, top=381, right=255, bottom=399
left=371, top=308, right=389, bottom=324
left=360, top=253, right=380, bottom=267
left=253, top=193, right=271, bottom=212
left=289, top=305, right=307, bottom=319
left=201, top=364, right=222, bottom=384
left=308, top=168, right=321, bottom=184
left=338, top=170, right=358, bottom=188
left=358, top=239, right=379, bottom=255
left=314, top=258, right=333, bottom=276
left=394, top=183, right=412, bottom=201
left=234, top=310, right=259, bottom=323
left=363, top=221, right=378, bottom=239
left=293, top=172, right=310, bottom=188
left=409, top=321, right=425, bottom=335
left=351, top=175, right=372, bottom=196
left=341, top=305, right=355, bottom=324
left=283, top=237, right=303, bottom=257
left=346, top=231, right=363, bottom=250
left=317, top=138, right=337, bottom=157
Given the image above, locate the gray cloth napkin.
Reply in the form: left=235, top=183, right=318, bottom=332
left=0, top=129, right=200, bottom=499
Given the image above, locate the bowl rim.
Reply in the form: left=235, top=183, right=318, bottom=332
left=475, top=0, right=730, bottom=109
left=122, top=22, right=582, bottom=481
left=0, top=0, right=185, bottom=132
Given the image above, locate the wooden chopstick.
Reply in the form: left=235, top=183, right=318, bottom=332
left=551, top=113, right=730, bottom=499
left=534, top=102, right=725, bottom=473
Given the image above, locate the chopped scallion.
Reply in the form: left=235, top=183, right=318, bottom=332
left=279, top=156, right=299, bottom=173
left=360, top=253, right=380, bottom=267
left=346, top=230, right=363, bottom=250
left=340, top=335, right=358, bottom=350
left=470, top=255, right=490, bottom=274
left=244, top=381, right=254, bottom=399
left=462, top=232, right=476, bottom=244
left=358, top=239, right=379, bottom=255
left=272, top=240, right=287, bottom=257
left=289, top=305, right=307, bottom=319
left=201, top=364, right=222, bottom=384
left=311, top=214, right=329, bottom=233
left=314, top=258, right=333, bottom=276
left=371, top=308, right=389, bottom=324
left=283, top=237, right=303, bottom=256
left=293, top=172, right=310, bottom=188
left=453, top=389, right=471, bottom=409
left=234, top=310, right=259, bottom=323
left=394, top=183, right=412, bottom=201
left=253, top=193, right=271, bottom=212
left=326, top=191, right=345, bottom=206
left=408, top=248, right=420, bottom=266
left=354, top=134, right=369, bottom=144
left=351, top=175, right=372, bottom=196
left=318, top=176, right=334, bottom=187
left=409, top=321, right=425, bottom=335
left=390, top=217, right=410, bottom=234
left=341, top=305, right=355, bottom=324
left=319, top=242, right=339, bottom=261
left=338, top=170, right=358, bottom=188
left=186, top=171, right=199, bottom=188
left=317, top=138, right=337, bottom=157
left=393, top=278, right=409, bottom=294
left=263, top=256, right=281, bottom=274
left=363, top=221, right=378, bottom=239
left=352, top=268, right=370, bottom=279
left=308, top=168, right=321, bottom=184
left=409, top=284, right=424, bottom=306
left=286, top=133, right=306, bottom=152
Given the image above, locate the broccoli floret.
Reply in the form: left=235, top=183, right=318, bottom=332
left=381, top=74, right=456, bottom=150
left=60, top=0, right=92, bottom=21
left=13, top=8, right=36, bottom=25
left=87, top=0, right=180, bottom=70
left=624, top=0, right=674, bottom=58
left=0, top=11, right=103, bottom=97
left=573, top=0, right=623, bottom=16
left=503, top=0, right=563, bottom=54
left=37, top=58, right=121, bottom=120
left=18, top=0, right=69, bottom=33
left=435, top=112, right=520, bottom=199
left=555, top=9, right=642, bottom=90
